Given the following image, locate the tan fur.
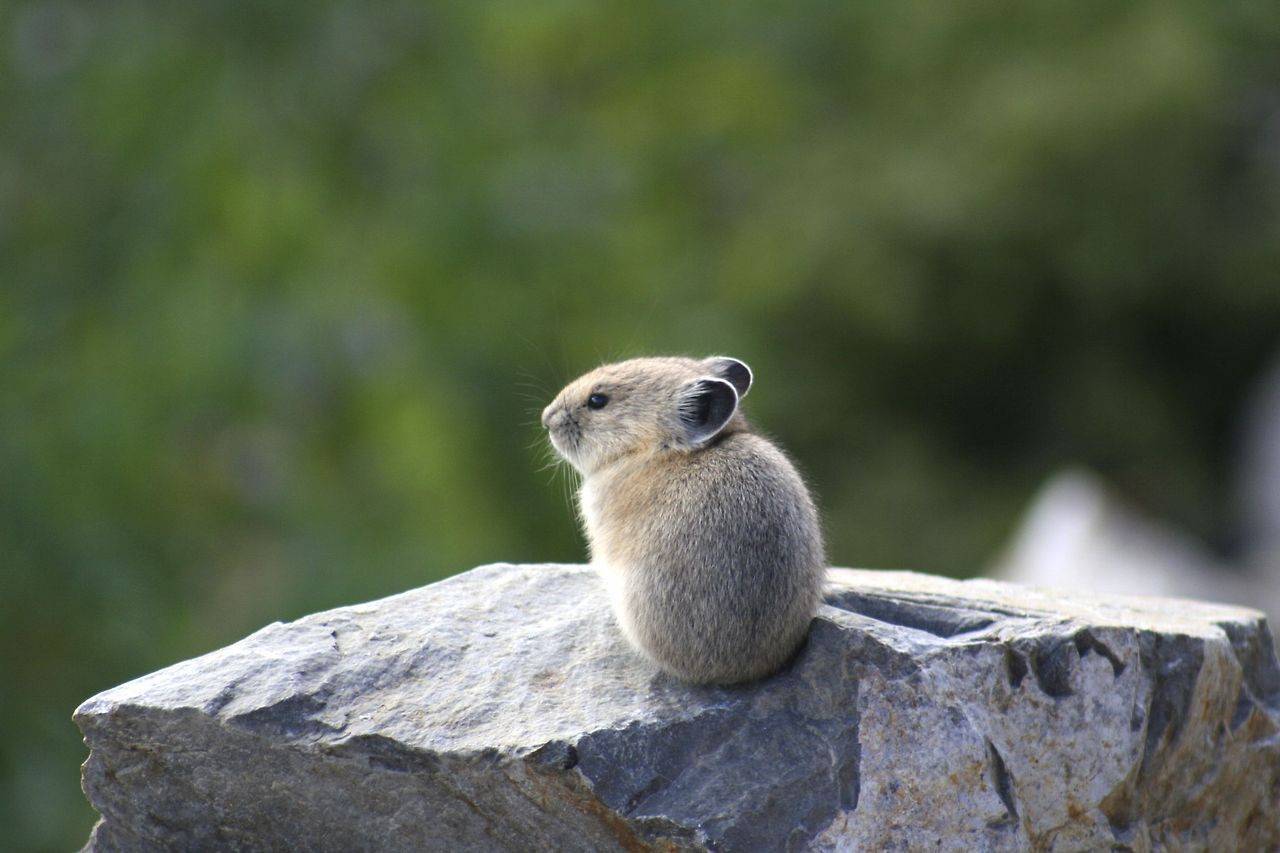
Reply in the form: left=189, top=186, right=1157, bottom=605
left=541, top=356, right=825, bottom=684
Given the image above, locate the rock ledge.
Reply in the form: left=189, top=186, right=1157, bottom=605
left=76, top=564, right=1280, bottom=850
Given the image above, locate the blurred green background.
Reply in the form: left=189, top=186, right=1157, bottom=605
left=4, top=1, right=1280, bottom=848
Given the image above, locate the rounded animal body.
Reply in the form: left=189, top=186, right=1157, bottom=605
left=542, top=356, right=825, bottom=684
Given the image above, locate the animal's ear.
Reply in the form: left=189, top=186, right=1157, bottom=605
left=703, top=356, right=753, bottom=398
left=678, top=377, right=739, bottom=445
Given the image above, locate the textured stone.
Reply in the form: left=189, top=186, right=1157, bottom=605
left=76, top=563, right=1280, bottom=851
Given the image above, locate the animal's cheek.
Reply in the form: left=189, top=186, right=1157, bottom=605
left=596, top=423, right=624, bottom=443
left=633, top=423, right=662, bottom=446
left=618, top=427, right=648, bottom=449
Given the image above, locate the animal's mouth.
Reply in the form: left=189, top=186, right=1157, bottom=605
left=547, top=421, right=580, bottom=462
left=548, top=430, right=571, bottom=457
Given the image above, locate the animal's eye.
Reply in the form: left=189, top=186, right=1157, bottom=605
left=587, top=393, right=609, bottom=410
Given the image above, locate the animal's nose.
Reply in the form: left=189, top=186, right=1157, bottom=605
left=541, top=403, right=556, bottom=428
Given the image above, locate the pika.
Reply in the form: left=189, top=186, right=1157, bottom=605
left=541, top=356, right=825, bottom=684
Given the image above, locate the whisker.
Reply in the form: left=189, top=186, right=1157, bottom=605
left=560, top=464, right=579, bottom=521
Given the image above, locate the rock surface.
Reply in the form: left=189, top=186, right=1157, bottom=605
left=76, top=563, right=1280, bottom=851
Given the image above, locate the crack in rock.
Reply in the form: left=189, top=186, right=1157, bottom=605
left=985, top=738, right=1019, bottom=827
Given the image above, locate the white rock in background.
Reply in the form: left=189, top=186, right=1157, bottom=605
left=1239, top=353, right=1280, bottom=573
left=76, top=562, right=1280, bottom=851
left=995, top=470, right=1237, bottom=598
left=994, top=470, right=1280, bottom=623
left=998, top=350, right=1280, bottom=625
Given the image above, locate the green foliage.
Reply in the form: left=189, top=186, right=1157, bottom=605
left=3, top=1, right=1279, bottom=847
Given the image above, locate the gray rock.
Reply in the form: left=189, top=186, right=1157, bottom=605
left=76, top=563, right=1280, bottom=851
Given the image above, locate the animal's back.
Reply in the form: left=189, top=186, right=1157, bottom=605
left=594, top=431, right=824, bottom=683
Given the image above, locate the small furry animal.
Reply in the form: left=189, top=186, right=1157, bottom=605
left=541, top=356, right=825, bottom=684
